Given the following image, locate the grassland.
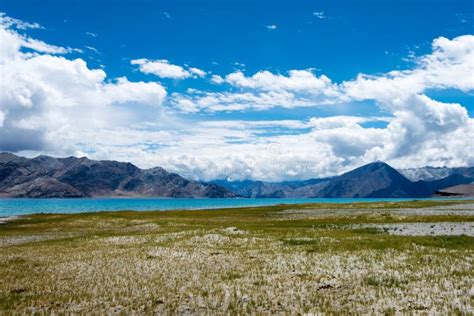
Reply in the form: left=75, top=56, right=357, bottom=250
left=0, top=200, right=473, bottom=314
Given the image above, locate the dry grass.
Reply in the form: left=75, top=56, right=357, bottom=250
left=0, top=200, right=473, bottom=313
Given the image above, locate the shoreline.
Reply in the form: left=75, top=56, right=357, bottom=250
left=1, top=198, right=474, bottom=219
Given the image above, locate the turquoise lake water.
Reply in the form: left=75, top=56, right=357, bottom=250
left=0, top=197, right=466, bottom=217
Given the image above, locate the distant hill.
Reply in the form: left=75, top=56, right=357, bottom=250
left=312, top=162, right=415, bottom=198
left=434, top=184, right=474, bottom=197
left=0, top=153, right=236, bottom=198
left=214, top=162, right=474, bottom=198
left=212, top=178, right=329, bottom=198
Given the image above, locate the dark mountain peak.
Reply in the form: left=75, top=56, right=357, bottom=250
left=317, top=162, right=413, bottom=198
left=351, top=161, right=393, bottom=172
left=340, top=161, right=405, bottom=180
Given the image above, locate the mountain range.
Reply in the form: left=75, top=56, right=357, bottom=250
left=0, top=153, right=235, bottom=198
left=213, top=162, right=474, bottom=198
left=0, top=153, right=473, bottom=198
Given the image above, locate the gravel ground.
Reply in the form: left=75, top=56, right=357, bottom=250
left=279, top=203, right=474, bottom=219
left=360, top=222, right=474, bottom=236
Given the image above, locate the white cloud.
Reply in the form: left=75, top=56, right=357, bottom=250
left=85, top=32, right=97, bottom=38
left=266, top=25, right=277, bottom=30
left=189, top=67, right=206, bottom=77
left=131, top=59, right=208, bottom=80
left=21, top=37, right=71, bottom=54
left=171, top=89, right=316, bottom=112
left=85, top=45, right=99, bottom=53
left=309, top=116, right=390, bottom=130
left=225, top=70, right=340, bottom=96
left=382, top=95, right=469, bottom=159
left=0, top=26, right=69, bottom=56
left=173, top=96, right=200, bottom=113
left=131, top=58, right=191, bottom=79
left=0, top=15, right=167, bottom=153
left=0, top=12, right=42, bottom=30
left=211, top=74, right=224, bottom=84
left=171, top=70, right=342, bottom=112
left=0, top=15, right=80, bottom=56
left=334, top=35, right=474, bottom=167
left=313, top=11, right=325, bottom=19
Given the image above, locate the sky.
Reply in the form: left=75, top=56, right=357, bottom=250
left=0, top=0, right=473, bottom=181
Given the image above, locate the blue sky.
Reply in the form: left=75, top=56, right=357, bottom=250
left=0, top=1, right=473, bottom=180
left=5, top=0, right=473, bottom=117
left=5, top=1, right=472, bottom=79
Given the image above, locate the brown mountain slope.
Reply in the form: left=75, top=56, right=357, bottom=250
left=433, top=184, right=474, bottom=197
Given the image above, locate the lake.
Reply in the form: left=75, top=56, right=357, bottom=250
left=0, top=197, right=466, bottom=217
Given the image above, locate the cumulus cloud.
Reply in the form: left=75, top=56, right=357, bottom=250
left=171, top=69, right=342, bottom=112
left=343, top=35, right=474, bottom=102
left=131, top=58, right=191, bottom=79
left=0, top=15, right=167, bottom=153
left=189, top=67, right=206, bottom=77
left=225, top=70, right=342, bottom=99
left=131, top=59, right=207, bottom=79
left=266, top=25, right=277, bottom=30
left=211, top=74, right=224, bottom=84
left=334, top=36, right=474, bottom=168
